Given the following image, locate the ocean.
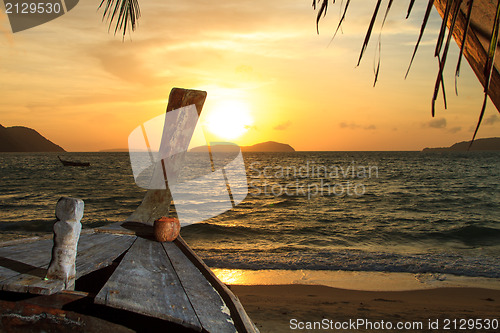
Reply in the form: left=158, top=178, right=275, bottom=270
left=1, top=151, right=499, bottom=279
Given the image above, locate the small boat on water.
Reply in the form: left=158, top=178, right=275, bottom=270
left=58, top=156, right=91, bottom=167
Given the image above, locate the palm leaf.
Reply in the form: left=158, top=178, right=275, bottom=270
left=406, top=0, right=416, bottom=19
left=431, top=55, right=449, bottom=116
left=431, top=0, right=462, bottom=116
left=357, top=0, right=382, bottom=67
left=455, top=0, right=474, bottom=95
left=405, top=0, right=435, bottom=78
left=329, top=0, right=351, bottom=44
left=470, top=0, right=500, bottom=149
left=316, top=0, right=331, bottom=34
left=435, top=0, right=453, bottom=57
left=374, top=0, right=394, bottom=86
left=99, top=0, right=141, bottom=38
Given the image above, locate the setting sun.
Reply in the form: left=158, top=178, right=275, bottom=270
left=204, top=100, right=254, bottom=140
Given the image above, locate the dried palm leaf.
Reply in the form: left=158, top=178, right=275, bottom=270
left=316, top=0, right=332, bottom=34
left=406, top=0, right=416, bottom=19
left=99, top=0, right=141, bottom=38
left=470, top=0, right=500, bottom=149
left=432, top=0, right=462, bottom=116
left=329, top=0, right=351, bottom=44
left=374, top=0, right=394, bottom=86
left=435, top=0, right=454, bottom=57
left=358, top=0, right=382, bottom=67
left=455, top=0, right=475, bottom=95
left=405, top=0, right=435, bottom=79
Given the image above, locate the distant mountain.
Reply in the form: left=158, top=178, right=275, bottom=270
left=0, top=124, right=65, bottom=152
left=99, top=148, right=129, bottom=152
left=190, top=141, right=295, bottom=153
left=423, top=137, right=500, bottom=152
left=242, top=141, right=295, bottom=152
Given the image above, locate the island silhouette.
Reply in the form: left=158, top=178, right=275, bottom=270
left=0, top=124, right=64, bottom=152
left=423, top=137, right=500, bottom=152
left=189, top=141, right=295, bottom=153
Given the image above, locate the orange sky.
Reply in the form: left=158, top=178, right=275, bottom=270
left=0, top=0, right=498, bottom=151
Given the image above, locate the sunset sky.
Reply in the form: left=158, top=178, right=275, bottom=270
left=1, top=0, right=498, bottom=151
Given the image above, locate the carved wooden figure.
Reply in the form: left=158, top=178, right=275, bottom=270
left=46, top=197, right=84, bottom=289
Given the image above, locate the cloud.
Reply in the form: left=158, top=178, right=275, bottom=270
left=426, top=118, right=447, bottom=129
left=448, top=126, right=461, bottom=134
left=339, top=122, right=376, bottom=130
left=274, top=121, right=291, bottom=130
left=484, top=114, right=499, bottom=126
left=90, top=39, right=170, bottom=86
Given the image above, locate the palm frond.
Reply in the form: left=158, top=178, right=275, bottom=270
left=316, top=0, right=331, bottom=34
left=374, top=0, right=394, bottom=86
left=432, top=0, right=462, bottom=115
left=405, top=0, right=435, bottom=79
left=329, top=0, right=351, bottom=44
left=99, top=0, right=141, bottom=38
left=470, top=0, right=500, bottom=149
left=432, top=55, right=449, bottom=116
left=357, top=0, right=382, bottom=67
left=406, top=0, right=416, bottom=19
left=455, top=0, right=475, bottom=95
left=435, top=0, right=454, bottom=57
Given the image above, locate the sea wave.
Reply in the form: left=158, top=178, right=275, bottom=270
left=194, top=249, right=500, bottom=279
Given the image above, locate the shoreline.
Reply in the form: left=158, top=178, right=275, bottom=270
left=213, top=268, right=500, bottom=291
left=229, top=284, right=500, bottom=332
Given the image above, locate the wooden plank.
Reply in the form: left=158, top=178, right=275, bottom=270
left=0, top=238, right=59, bottom=294
left=0, top=238, right=53, bottom=260
left=174, top=236, right=259, bottom=333
left=126, top=88, right=207, bottom=225
left=95, top=222, right=154, bottom=239
left=0, top=232, right=133, bottom=295
left=434, top=0, right=500, bottom=111
left=0, top=236, right=43, bottom=247
left=0, top=234, right=85, bottom=292
left=1, top=271, right=65, bottom=295
left=76, top=233, right=136, bottom=278
left=94, top=237, right=202, bottom=331
left=0, top=239, right=54, bottom=285
left=95, top=222, right=136, bottom=236
left=162, top=242, right=237, bottom=333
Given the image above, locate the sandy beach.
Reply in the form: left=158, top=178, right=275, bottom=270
left=230, top=284, right=500, bottom=332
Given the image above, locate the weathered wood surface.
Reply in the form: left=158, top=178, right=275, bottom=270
left=96, top=221, right=137, bottom=236
left=76, top=233, right=136, bottom=278
left=163, top=242, right=237, bottom=333
left=0, top=232, right=135, bottom=295
left=96, top=221, right=157, bottom=241
left=94, top=237, right=202, bottom=331
left=0, top=236, right=44, bottom=247
left=126, top=88, right=207, bottom=225
left=0, top=238, right=63, bottom=294
left=175, top=236, right=260, bottom=333
left=0, top=238, right=54, bottom=285
left=434, top=0, right=500, bottom=111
